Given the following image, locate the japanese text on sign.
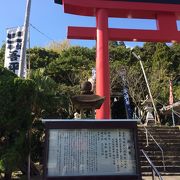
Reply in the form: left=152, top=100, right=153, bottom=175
left=48, top=129, right=136, bottom=177
left=4, top=27, right=24, bottom=76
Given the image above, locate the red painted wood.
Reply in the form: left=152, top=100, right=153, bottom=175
left=96, top=9, right=111, bottom=119
left=68, top=26, right=180, bottom=42
left=68, top=27, right=96, bottom=40
left=63, top=0, right=180, bottom=19
left=156, top=13, right=177, bottom=32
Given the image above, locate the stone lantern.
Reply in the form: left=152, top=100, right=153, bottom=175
left=71, top=81, right=105, bottom=119
left=141, top=95, right=155, bottom=126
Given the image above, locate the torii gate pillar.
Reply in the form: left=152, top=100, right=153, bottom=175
left=96, top=9, right=111, bottom=119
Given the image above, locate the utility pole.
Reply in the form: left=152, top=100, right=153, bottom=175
left=132, top=52, right=160, bottom=124
left=27, top=29, right=31, bottom=78
left=18, top=0, right=32, bottom=179
left=18, top=0, right=31, bottom=78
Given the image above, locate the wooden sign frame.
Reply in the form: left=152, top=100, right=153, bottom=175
left=43, top=120, right=141, bottom=180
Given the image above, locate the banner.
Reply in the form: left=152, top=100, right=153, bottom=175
left=4, top=27, right=26, bottom=77
left=120, top=68, right=132, bottom=119
left=169, top=80, right=174, bottom=105
left=91, top=68, right=96, bottom=92
left=123, top=87, right=132, bottom=119
left=92, top=68, right=96, bottom=81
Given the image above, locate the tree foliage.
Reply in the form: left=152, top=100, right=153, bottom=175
left=46, top=56, right=89, bottom=85
left=0, top=67, right=36, bottom=179
left=28, top=47, right=59, bottom=70
left=0, top=44, right=5, bottom=66
left=46, top=39, right=71, bottom=54
left=0, top=40, right=180, bottom=178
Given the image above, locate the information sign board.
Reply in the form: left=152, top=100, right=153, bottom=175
left=48, top=129, right=136, bottom=176
left=43, top=120, right=141, bottom=180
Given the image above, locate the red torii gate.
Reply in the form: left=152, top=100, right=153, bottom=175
left=55, top=0, right=180, bottom=119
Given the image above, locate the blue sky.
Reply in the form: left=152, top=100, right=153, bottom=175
left=0, top=0, right=179, bottom=48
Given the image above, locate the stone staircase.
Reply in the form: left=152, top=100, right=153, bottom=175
left=138, top=125, right=180, bottom=176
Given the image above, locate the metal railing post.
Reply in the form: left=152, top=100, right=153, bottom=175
left=141, top=149, right=164, bottom=180
left=143, top=126, right=166, bottom=171
left=152, top=169, right=155, bottom=180
left=145, top=127, right=149, bottom=147
left=172, top=107, right=175, bottom=127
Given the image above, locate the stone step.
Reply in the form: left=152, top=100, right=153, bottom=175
left=138, top=128, right=180, bottom=132
left=141, top=165, right=180, bottom=172
left=139, top=150, right=180, bottom=157
left=140, top=160, right=180, bottom=167
left=138, top=132, right=180, bottom=137
left=138, top=145, right=180, bottom=150
left=138, top=126, right=180, bottom=176
left=138, top=138, right=180, bottom=143
left=138, top=126, right=180, bottom=130
left=138, top=143, right=180, bottom=150
left=142, top=176, right=180, bottom=180
left=140, top=155, right=180, bottom=161
left=138, top=133, right=180, bottom=136
left=138, top=134, right=180, bottom=138
left=139, top=148, right=180, bottom=154
left=138, top=128, right=180, bottom=131
left=138, top=130, right=180, bottom=134
left=138, top=135, right=180, bottom=138
left=139, top=142, right=180, bottom=146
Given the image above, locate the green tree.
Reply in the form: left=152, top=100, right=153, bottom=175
left=30, top=68, right=58, bottom=119
left=29, top=68, right=61, bottom=163
left=141, top=42, right=157, bottom=63
left=150, top=43, right=172, bottom=103
left=57, top=84, right=80, bottom=118
left=0, top=67, right=36, bottom=180
left=109, top=44, right=131, bottom=63
left=60, top=46, right=95, bottom=62
left=126, top=62, right=147, bottom=110
left=170, top=43, right=180, bottom=73
left=28, top=47, right=59, bottom=70
left=45, top=46, right=95, bottom=85
left=0, top=44, right=5, bottom=66
left=46, top=39, right=71, bottom=54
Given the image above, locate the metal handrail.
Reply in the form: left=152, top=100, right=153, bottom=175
left=144, top=126, right=166, bottom=171
left=133, top=113, right=140, bottom=119
left=173, top=109, right=180, bottom=118
left=141, top=149, right=164, bottom=180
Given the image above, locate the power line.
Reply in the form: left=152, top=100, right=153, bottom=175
left=30, top=23, right=54, bottom=41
